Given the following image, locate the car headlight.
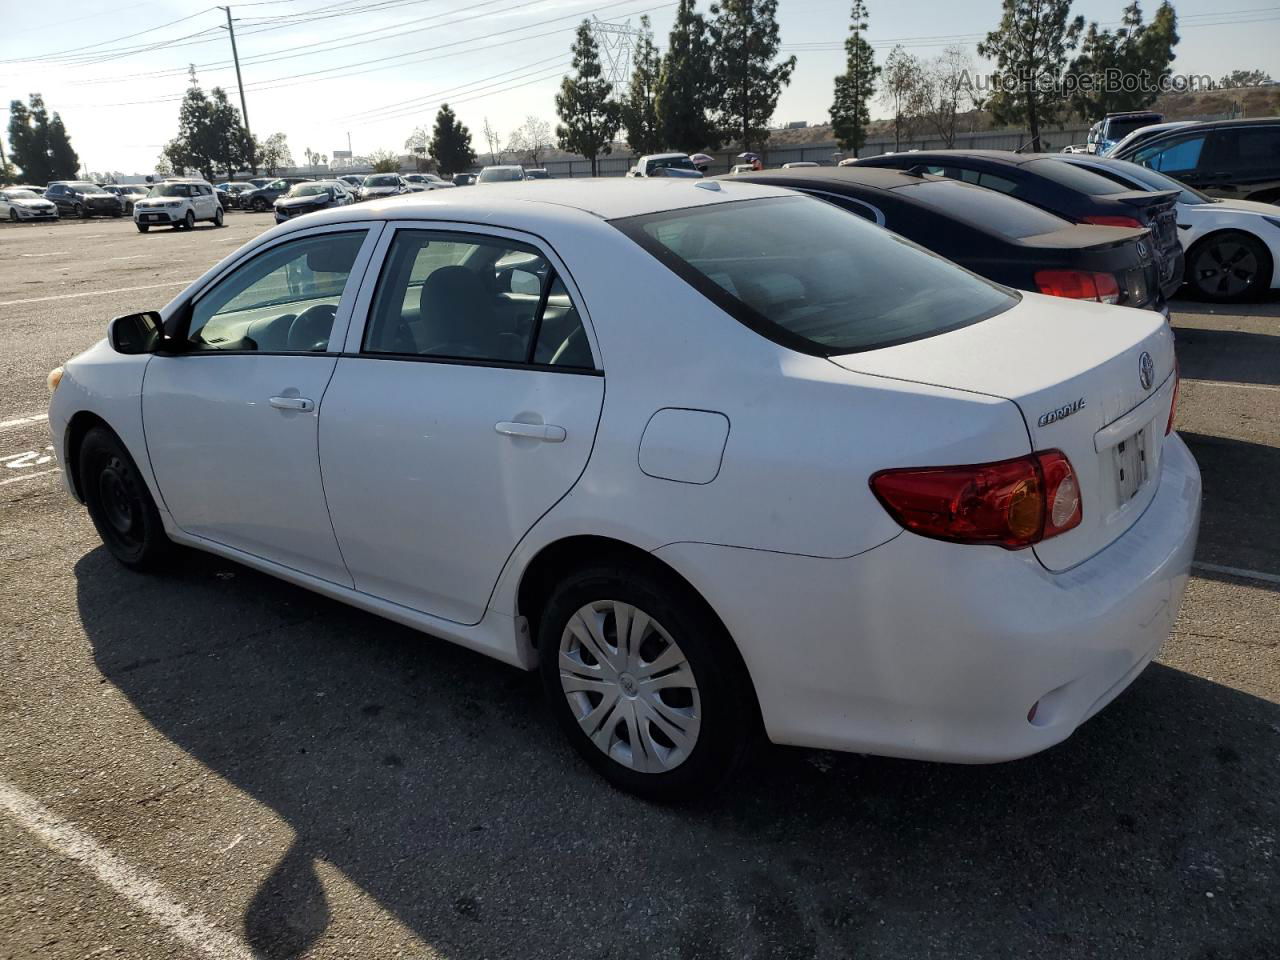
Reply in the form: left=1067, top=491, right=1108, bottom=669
left=47, top=366, right=64, bottom=393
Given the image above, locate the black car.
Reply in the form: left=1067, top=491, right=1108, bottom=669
left=1112, top=116, right=1280, bottom=205
left=100, top=184, right=147, bottom=214
left=273, top=180, right=352, bottom=223
left=44, top=181, right=124, bottom=219
left=854, top=150, right=1185, bottom=300
left=733, top=167, right=1164, bottom=312
left=241, top=176, right=313, bottom=212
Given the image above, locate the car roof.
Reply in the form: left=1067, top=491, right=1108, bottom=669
left=863, top=149, right=1050, bottom=167
left=734, top=166, right=926, bottom=193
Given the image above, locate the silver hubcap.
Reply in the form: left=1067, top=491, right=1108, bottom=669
left=559, top=600, right=701, bottom=773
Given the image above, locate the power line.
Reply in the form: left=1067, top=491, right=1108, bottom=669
left=0, top=6, right=217, bottom=64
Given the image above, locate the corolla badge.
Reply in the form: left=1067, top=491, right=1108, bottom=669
left=1139, top=351, right=1154, bottom=390
left=1038, top=397, right=1087, bottom=427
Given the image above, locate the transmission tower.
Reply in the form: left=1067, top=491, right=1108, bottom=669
left=590, top=16, right=644, bottom=97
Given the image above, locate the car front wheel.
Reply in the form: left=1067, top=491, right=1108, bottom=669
left=214, top=207, right=224, bottom=227
left=252, top=197, right=268, bottom=212
left=183, top=211, right=196, bottom=230
left=75, top=203, right=86, bottom=219
left=78, top=426, right=171, bottom=570
left=136, top=223, right=149, bottom=233
left=1188, top=230, right=1273, bottom=302
left=538, top=563, right=756, bottom=800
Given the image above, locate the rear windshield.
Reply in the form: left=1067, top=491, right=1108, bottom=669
left=478, top=167, right=523, bottom=182
left=1025, top=158, right=1129, bottom=195
left=903, top=179, right=1070, bottom=238
left=614, top=195, right=1016, bottom=356
left=365, top=175, right=399, bottom=186
left=1103, top=158, right=1211, bottom=204
left=1107, top=116, right=1161, bottom=140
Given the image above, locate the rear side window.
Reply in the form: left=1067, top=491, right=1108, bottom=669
left=614, top=195, right=1016, bottom=356
left=1025, top=158, right=1129, bottom=195
left=1131, top=134, right=1207, bottom=176
left=1210, top=125, right=1280, bottom=174
left=902, top=180, right=1069, bottom=238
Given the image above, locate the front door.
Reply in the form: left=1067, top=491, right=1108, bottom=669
left=319, top=224, right=604, bottom=624
left=143, top=225, right=378, bottom=583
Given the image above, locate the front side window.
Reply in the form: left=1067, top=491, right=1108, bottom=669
left=186, top=231, right=366, bottom=353
left=362, top=230, right=592, bottom=368
left=614, top=195, right=1016, bottom=356
left=1132, top=134, right=1207, bottom=175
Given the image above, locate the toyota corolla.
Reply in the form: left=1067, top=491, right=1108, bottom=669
left=47, top=180, right=1200, bottom=798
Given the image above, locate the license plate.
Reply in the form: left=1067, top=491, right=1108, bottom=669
left=143, top=214, right=160, bottom=222
left=1115, top=428, right=1149, bottom=502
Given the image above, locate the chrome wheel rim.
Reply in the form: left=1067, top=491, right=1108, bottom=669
left=1194, top=240, right=1258, bottom=298
left=559, top=600, right=701, bottom=773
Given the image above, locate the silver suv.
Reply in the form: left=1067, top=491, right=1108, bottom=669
left=132, top=178, right=224, bottom=232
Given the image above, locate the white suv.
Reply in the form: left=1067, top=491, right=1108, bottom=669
left=132, top=178, right=224, bottom=232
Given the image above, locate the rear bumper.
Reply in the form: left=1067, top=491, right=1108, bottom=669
left=654, top=434, right=1201, bottom=763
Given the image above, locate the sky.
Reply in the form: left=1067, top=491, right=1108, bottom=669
left=1, top=0, right=1276, bottom=175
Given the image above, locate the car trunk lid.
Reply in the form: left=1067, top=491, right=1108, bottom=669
left=830, top=292, right=1177, bottom=570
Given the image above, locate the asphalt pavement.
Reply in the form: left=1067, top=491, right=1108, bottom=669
left=1, top=212, right=1277, bottom=960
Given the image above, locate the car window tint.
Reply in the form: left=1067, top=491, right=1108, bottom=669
left=1132, top=134, right=1206, bottom=175
left=615, top=195, right=1016, bottom=355
left=1212, top=125, right=1280, bottom=172
left=904, top=180, right=1069, bottom=238
left=187, top=231, right=365, bottom=353
left=1025, top=158, right=1128, bottom=195
left=533, top=275, right=592, bottom=367
left=977, top=171, right=1018, bottom=193
left=363, top=231, right=553, bottom=364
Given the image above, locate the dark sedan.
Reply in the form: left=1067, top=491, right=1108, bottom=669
left=854, top=150, right=1185, bottom=301
left=273, top=180, right=353, bottom=224
left=733, top=167, right=1165, bottom=313
left=241, top=176, right=313, bottom=212
left=44, top=181, right=124, bottom=219
left=100, top=184, right=148, bottom=214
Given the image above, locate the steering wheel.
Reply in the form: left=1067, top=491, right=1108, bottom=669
left=287, top=303, right=338, bottom=352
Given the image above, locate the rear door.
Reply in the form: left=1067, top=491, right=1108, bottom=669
left=1200, top=123, right=1280, bottom=201
left=319, top=222, right=604, bottom=625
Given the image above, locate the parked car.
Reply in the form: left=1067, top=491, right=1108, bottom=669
left=100, top=184, right=148, bottom=215
left=1112, top=116, right=1280, bottom=204
left=523, top=168, right=551, bottom=180
left=728, top=164, right=755, bottom=175
left=1087, top=111, right=1163, bottom=155
left=781, top=161, right=820, bottom=168
left=403, top=173, right=455, bottom=191
left=337, top=174, right=365, bottom=192
left=452, top=173, right=476, bottom=186
left=630, top=153, right=702, bottom=178
left=476, top=165, right=526, bottom=183
left=855, top=150, right=1185, bottom=301
left=358, top=173, right=408, bottom=200
left=1051, top=153, right=1280, bottom=301
left=48, top=180, right=1198, bottom=799
left=242, top=177, right=313, bottom=212
left=247, top=177, right=274, bottom=189
left=1, top=186, right=59, bottom=222
left=132, top=178, right=223, bottom=232
left=733, top=167, right=1166, bottom=312
left=274, top=180, right=355, bottom=224
left=1104, top=120, right=1201, bottom=158
left=44, top=181, right=124, bottom=219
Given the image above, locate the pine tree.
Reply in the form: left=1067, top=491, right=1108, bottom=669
left=555, top=21, right=621, bottom=175
left=7, top=95, right=65, bottom=184
left=829, top=0, right=879, bottom=156
left=208, top=87, right=248, bottom=178
left=656, top=0, right=719, bottom=153
left=978, top=0, right=1084, bottom=150
left=429, top=103, right=477, bottom=174
left=1068, top=2, right=1177, bottom=116
left=621, top=17, right=663, bottom=155
left=709, top=0, right=796, bottom=153
left=46, top=110, right=79, bottom=180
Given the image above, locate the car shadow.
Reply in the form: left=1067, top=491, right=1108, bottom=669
left=1181, top=431, right=1280, bottom=583
left=1173, top=325, right=1280, bottom=387
left=75, top=547, right=1280, bottom=958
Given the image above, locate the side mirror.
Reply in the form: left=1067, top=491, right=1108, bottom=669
left=108, top=311, right=163, bottom=355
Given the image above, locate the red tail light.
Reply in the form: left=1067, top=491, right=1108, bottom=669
left=1082, top=214, right=1145, bottom=229
left=1034, top=269, right=1121, bottom=304
left=1166, top=359, right=1180, bottom=435
left=870, top=450, right=1082, bottom=549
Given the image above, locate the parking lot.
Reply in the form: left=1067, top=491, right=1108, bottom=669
left=1, top=212, right=1277, bottom=959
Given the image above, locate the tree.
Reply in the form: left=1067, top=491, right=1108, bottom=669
left=369, top=149, right=400, bottom=173
left=430, top=103, right=476, bottom=174
left=621, top=16, right=663, bottom=154
left=8, top=94, right=79, bottom=183
left=1218, top=68, right=1272, bottom=88
left=709, top=0, right=796, bottom=152
left=978, top=0, right=1084, bottom=150
left=917, top=45, right=975, bottom=148
left=165, top=70, right=216, bottom=179
left=482, top=117, right=503, bottom=164
left=154, top=153, right=173, bottom=177
left=829, top=0, right=879, bottom=155
left=1067, top=1, right=1178, bottom=117
left=555, top=21, right=621, bottom=175
left=207, top=87, right=249, bottom=178
left=881, top=45, right=928, bottom=150
left=404, top=126, right=430, bottom=170
left=258, top=132, right=292, bottom=175
left=506, top=115, right=552, bottom=167
left=657, top=0, right=719, bottom=152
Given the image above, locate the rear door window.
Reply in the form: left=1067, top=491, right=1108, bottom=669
left=1131, top=133, right=1208, bottom=176
left=614, top=195, right=1016, bottom=356
left=1208, top=125, right=1280, bottom=176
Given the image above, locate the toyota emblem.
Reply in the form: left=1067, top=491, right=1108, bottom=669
left=1138, top=351, right=1154, bottom=391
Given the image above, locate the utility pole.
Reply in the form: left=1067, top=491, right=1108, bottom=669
left=218, top=6, right=253, bottom=167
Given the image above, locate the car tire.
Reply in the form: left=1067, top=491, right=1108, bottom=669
left=7, top=209, right=16, bottom=222
left=136, top=224, right=149, bottom=233
left=537, top=561, right=756, bottom=800
left=1187, top=230, right=1273, bottom=303
left=183, top=211, right=195, bottom=230
left=78, top=426, right=171, bottom=571
left=214, top=207, right=224, bottom=227
left=252, top=197, right=268, bottom=212
left=75, top=203, right=87, bottom=219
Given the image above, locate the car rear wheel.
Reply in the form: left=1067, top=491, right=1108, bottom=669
left=75, top=203, right=86, bottom=219
left=1188, top=230, right=1273, bottom=302
left=136, top=224, right=149, bottom=233
left=183, top=211, right=195, bottom=230
left=252, top=197, right=268, bottom=212
left=214, top=207, right=224, bottom=227
left=78, top=427, right=171, bottom=570
left=537, top=563, right=756, bottom=800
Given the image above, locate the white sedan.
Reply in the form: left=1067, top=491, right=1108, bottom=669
left=1, top=187, right=59, bottom=222
left=47, top=179, right=1200, bottom=798
left=1054, top=153, right=1280, bottom=302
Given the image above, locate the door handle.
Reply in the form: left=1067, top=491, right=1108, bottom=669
left=269, top=396, right=315, bottom=412
left=495, top=421, right=566, bottom=442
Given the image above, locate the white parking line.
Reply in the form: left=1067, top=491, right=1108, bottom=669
left=1184, top=379, right=1280, bottom=393
left=110, top=254, right=148, bottom=261
left=0, top=412, right=47, bottom=431
left=0, top=280, right=187, bottom=307
left=0, top=774, right=256, bottom=960
left=0, top=468, right=58, bottom=486
left=19, top=251, right=68, bottom=258
left=1192, top=561, right=1280, bottom=586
